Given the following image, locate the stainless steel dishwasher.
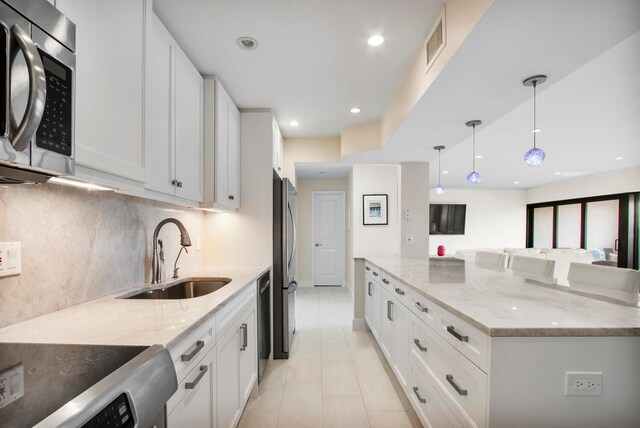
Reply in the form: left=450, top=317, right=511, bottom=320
left=257, top=271, right=271, bottom=381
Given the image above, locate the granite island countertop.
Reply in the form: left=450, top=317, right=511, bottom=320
left=366, top=256, right=640, bottom=337
left=0, top=264, right=270, bottom=350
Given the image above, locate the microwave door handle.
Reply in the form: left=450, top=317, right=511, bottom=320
left=9, top=24, right=46, bottom=152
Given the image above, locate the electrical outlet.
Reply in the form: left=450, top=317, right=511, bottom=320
left=0, top=242, right=21, bottom=277
left=564, top=372, right=602, bottom=396
left=405, top=234, right=414, bottom=246
left=0, top=364, right=24, bottom=410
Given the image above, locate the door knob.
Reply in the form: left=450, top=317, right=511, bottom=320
left=315, top=243, right=322, bottom=247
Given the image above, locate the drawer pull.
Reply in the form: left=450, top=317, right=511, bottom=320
left=382, top=278, right=389, bottom=284
left=414, top=302, right=428, bottom=313
left=373, top=272, right=379, bottom=277
left=365, top=266, right=371, bottom=271
left=185, top=365, right=208, bottom=389
left=387, top=301, right=393, bottom=321
left=368, top=282, right=372, bottom=296
left=413, top=386, right=427, bottom=403
left=181, top=340, right=205, bottom=362
left=240, top=323, right=248, bottom=351
left=413, top=338, right=427, bottom=352
left=447, top=326, right=468, bottom=342
left=394, top=287, right=405, bottom=296
left=446, top=374, right=468, bottom=396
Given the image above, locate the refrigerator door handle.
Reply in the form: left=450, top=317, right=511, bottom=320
left=288, top=281, right=298, bottom=293
left=288, top=201, right=297, bottom=269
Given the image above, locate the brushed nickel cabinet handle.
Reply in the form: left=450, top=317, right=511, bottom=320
left=415, top=302, right=428, bottom=313
left=413, top=386, right=427, bottom=403
left=394, top=287, right=405, bottom=296
left=240, top=323, right=248, bottom=351
left=185, top=365, right=208, bottom=389
left=446, top=374, right=468, bottom=396
left=365, top=266, right=371, bottom=271
left=372, top=272, right=379, bottom=277
left=382, top=278, right=389, bottom=284
left=228, top=195, right=235, bottom=200
left=413, top=338, right=427, bottom=352
left=387, top=301, right=393, bottom=321
left=181, top=340, right=204, bottom=362
left=447, top=326, right=468, bottom=342
left=368, top=282, right=372, bottom=297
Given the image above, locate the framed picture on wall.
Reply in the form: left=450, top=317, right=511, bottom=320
left=363, top=194, right=388, bottom=225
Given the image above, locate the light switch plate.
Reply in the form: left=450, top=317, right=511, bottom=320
left=0, top=364, right=24, bottom=409
left=0, top=242, right=21, bottom=277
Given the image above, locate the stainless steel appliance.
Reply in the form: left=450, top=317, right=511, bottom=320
left=257, top=271, right=271, bottom=380
left=0, top=343, right=177, bottom=427
left=0, top=0, right=75, bottom=184
left=273, top=172, right=297, bottom=359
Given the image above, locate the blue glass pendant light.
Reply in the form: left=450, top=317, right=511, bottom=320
left=433, top=145, right=446, bottom=195
left=465, top=120, right=482, bottom=185
left=523, top=75, right=547, bottom=166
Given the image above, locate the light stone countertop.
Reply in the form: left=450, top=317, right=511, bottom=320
left=366, top=256, right=640, bottom=337
left=0, top=264, right=270, bottom=350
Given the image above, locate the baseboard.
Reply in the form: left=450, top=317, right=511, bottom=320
left=345, top=282, right=353, bottom=297
left=352, top=318, right=367, bottom=331
left=298, top=280, right=314, bottom=288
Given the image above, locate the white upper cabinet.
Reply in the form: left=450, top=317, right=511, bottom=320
left=145, top=13, right=203, bottom=203
left=272, top=119, right=284, bottom=177
left=56, top=0, right=146, bottom=184
left=202, top=78, right=240, bottom=211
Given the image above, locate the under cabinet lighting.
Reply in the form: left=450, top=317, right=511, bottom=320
left=48, top=177, right=114, bottom=191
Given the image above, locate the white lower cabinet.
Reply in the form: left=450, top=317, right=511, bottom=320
left=364, top=274, right=382, bottom=340
left=167, top=347, right=216, bottom=428
left=410, top=359, right=462, bottom=428
left=378, top=289, right=409, bottom=391
left=238, top=309, right=258, bottom=404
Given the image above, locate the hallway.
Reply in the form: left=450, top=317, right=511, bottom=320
left=239, top=286, right=420, bottom=428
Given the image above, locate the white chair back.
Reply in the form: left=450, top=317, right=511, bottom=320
left=567, top=263, right=640, bottom=305
left=474, top=251, right=508, bottom=272
left=511, top=255, right=556, bottom=285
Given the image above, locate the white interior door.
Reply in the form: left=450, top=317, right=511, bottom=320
left=312, top=192, right=345, bottom=286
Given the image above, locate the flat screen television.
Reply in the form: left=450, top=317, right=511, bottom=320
left=430, top=204, right=466, bottom=235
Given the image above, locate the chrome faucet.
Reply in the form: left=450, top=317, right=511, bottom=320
left=151, top=218, right=192, bottom=284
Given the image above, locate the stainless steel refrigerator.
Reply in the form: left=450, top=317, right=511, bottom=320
left=273, top=172, right=297, bottom=359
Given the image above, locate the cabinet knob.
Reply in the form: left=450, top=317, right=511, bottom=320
left=171, top=179, right=178, bottom=186
left=228, top=195, right=235, bottom=200
left=177, top=181, right=183, bottom=188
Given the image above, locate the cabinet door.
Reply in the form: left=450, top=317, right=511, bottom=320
left=216, top=325, right=241, bottom=428
left=238, top=308, right=257, bottom=405
left=56, top=0, right=145, bottom=182
left=167, top=347, right=216, bottom=428
left=174, top=47, right=203, bottom=202
left=390, top=298, right=410, bottom=391
left=364, top=276, right=374, bottom=332
left=272, top=120, right=283, bottom=177
left=379, top=290, right=393, bottom=360
left=370, top=281, right=382, bottom=340
left=226, top=99, right=240, bottom=208
left=145, top=13, right=175, bottom=195
left=214, top=82, right=230, bottom=205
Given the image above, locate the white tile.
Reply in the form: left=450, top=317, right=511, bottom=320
left=357, top=371, right=405, bottom=412
left=323, top=395, right=370, bottom=428
left=321, top=338, right=352, bottom=362
left=238, top=409, right=279, bottom=428
left=367, top=411, right=414, bottom=428
left=277, top=381, right=323, bottom=428
left=322, top=361, right=361, bottom=395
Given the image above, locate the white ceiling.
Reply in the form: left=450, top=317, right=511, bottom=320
left=296, top=163, right=351, bottom=180
left=153, top=0, right=444, bottom=137
left=154, top=0, right=640, bottom=188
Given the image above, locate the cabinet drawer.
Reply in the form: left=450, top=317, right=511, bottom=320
left=413, top=314, right=487, bottom=428
left=167, top=345, right=216, bottom=418
left=410, top=360, right=462, bottom=428
left=216, top=284, right=256, bottom=340
left=437, top=310, right=489, bottom=372
left=383, top=273, right=409, bottom=306
left=171, top=318, right=216, bottom=383
left=364, top=261, right=381, bottom=281
left=410, top=290, right=438, bottom=331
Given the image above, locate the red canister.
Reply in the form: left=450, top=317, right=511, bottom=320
left=437, top=245, right=446, bottom=256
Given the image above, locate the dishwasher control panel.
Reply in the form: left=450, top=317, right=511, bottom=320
left=82, top=393, right=135, bottom=428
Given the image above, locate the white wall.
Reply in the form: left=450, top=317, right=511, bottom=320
left=429, top=189, right=527, bottom=255
left=526, top=167, right=640, bottom=204
left=351, top=165, right=401, bottom=258
left=401, top=162, right=430, bottom=259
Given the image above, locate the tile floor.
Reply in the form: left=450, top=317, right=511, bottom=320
left=239, top=286, right=421, bottom=428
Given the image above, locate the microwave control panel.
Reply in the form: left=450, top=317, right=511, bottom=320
left=35, top=50, right=72, bottom=156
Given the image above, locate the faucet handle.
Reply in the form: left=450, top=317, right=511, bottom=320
left=172, top=246, right=189, bottom=279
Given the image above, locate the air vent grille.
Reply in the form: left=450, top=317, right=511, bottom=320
left=425, top=8, right=446, bottom=71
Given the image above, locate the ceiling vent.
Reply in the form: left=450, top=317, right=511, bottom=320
left=425, top=7, right=446, bottom=73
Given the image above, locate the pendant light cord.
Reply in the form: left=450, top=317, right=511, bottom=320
left=472, top=124, right=476, bottom=171
left=438, top=148, right=442, bottom=185
left=533, top=80, right=537, bottom=149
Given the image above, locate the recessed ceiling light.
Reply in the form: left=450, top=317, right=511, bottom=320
left=289, top=120, right=300, bottom=127
left=367, top=35, right=385, bottom=47
left=236, top=36, right=258, bottom=50
left=475, top=155, right=483, bottom=159
left=350, top=107, right=362, bottom=114
left=513, top=181, right=520, bottom=184
left=442, top=170, right=449, bottom=174
left=615, top=156, right=624, bottom=160
left=554, top=172, right=561, bottom=175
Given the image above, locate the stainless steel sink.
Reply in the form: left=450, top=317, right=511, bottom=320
left=126, top=278, right=232, bottom=300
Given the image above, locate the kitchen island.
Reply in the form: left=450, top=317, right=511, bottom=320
left=363, top=256, right=640, bottom=428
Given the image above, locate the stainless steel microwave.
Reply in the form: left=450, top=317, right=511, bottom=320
left=0, top=0, right=75, bottom=183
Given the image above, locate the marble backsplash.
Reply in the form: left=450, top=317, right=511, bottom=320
left=0, top=183, right=208, bottom=328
